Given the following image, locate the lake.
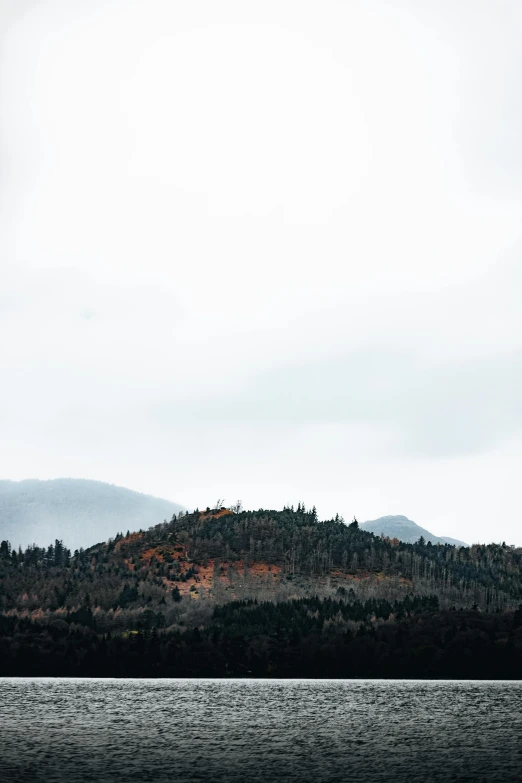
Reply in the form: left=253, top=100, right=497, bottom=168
left=1, top=679, right=521, bottom=782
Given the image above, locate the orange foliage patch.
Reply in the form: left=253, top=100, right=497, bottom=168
left=198, top=508, right=233, bottom=521
left=115, top=532, right=144, bottom=550
left=248, top=562, right=281, bottom=577
left=141, top=547, right=164, bottom=563
left=161, top=558, right=283, bottom=599
left=193, top=561, right=215, bottom=589
left=140, top=543, right=188, bottom=566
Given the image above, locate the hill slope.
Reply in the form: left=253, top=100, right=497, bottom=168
left=1, top=505, right=519, bottom=620
left=0, top=478, right=184, bottom=550
left=361, top=515, right=468, bottom=546
left=1, top=506, right=522, bottom=678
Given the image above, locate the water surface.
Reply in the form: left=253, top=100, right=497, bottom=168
left=1, top=679, right=521, bottom=782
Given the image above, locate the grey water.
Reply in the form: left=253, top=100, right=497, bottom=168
left=1, top=679, right=521, bottom=783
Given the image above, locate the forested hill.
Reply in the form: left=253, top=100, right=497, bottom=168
left=166, top=506, right=521, bottom=606
left=1, top=506, right=522, bottom=678
left=1, top=505, right=522, bottom=618
left=0, top=478, right=184, bottom=550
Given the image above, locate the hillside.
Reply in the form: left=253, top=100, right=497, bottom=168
left=1, top=505, right=521, bottom=678
left=1, top=504, right=520, bottom=617
left=0, top=505, right=522, bottom=678
left=0, top=479, right=184, bottom=550
left=361, top=515, right=468, bottom=547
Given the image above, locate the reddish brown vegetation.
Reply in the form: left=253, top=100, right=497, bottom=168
left=115, top=532, right=144, bottom=550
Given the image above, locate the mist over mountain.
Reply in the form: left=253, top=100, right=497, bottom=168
left=0, top=479, right=184, bottom=550
left=360, top=515, right=468, bottom=547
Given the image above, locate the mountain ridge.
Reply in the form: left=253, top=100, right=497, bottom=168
left=0, top=478, right=184, bottom=550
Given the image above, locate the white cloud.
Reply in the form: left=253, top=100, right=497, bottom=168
left=1, top=0, right=522, bottom=543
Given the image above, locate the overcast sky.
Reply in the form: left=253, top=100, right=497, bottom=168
left=1, top=0, right=522, bottom=545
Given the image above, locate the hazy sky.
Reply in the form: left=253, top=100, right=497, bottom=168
left=2, top=0, right=522, bottom=545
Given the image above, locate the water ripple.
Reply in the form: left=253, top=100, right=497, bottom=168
left=0, top=679, right=521, bottom=782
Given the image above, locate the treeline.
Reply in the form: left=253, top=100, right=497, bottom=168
left=0, top=538, right=72, bottom=567
left=1, top=596, right=521, bottom=679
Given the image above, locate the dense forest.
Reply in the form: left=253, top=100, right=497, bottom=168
left=1, top=505, right=521, bottom=677
left=1, top=596, right=521, bottom=678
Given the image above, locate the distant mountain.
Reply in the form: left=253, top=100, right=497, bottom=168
left=0, top=479, right=185, bottom=550
left=360, top=515, right=468, bottom=547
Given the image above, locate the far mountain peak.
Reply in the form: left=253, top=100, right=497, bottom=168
left=360, top=515, right=467, bottom=547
